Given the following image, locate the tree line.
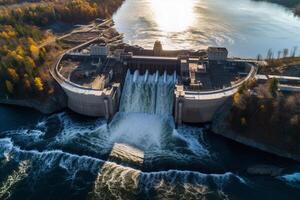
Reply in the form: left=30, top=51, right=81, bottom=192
left=0, top=0, right=124, bottom=26
left=254, top=0, right=300, bottom=17
left=230, top=79, right=300, bottom=153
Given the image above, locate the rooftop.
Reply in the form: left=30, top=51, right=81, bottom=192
left=207, top=47, right=228, bottom=53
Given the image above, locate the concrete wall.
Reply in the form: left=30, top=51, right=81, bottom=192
left=123, top=56, right=181, bottom=75
left=175, top=96, right=227, bottom=123
left=61, top=84, right=121, bottom=118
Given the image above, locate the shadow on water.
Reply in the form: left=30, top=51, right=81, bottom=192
left=0, top=105, right=43, bottom=132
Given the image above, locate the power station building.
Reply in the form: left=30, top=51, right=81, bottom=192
left=54, top=41, right=256, bottom=123
left=207, top=47, right=228, bottom=62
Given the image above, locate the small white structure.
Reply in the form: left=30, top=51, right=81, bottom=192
left=90, top=44, right=109, bottom=57
left=207, top=47, right=228, bottom=61
left=197, top=63, right=207, bottom=73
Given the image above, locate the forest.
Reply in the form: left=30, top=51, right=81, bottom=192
left=0, top=0, right=123, bottom=99
left=229, top=79, right=300, bottom=154
left=254, top=0, right=300, bottom=16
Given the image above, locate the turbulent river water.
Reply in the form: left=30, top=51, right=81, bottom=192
left=113, top=0, right=300, bottom=57
left=1, top=70, right=300, bottom=199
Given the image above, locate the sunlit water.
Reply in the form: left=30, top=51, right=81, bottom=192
left=1, top=70, right=300, bottom=199
left=113, top=0, right=300, bottom=57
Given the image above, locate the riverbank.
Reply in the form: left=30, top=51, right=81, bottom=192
left=0, top=83, right=67, bottom=114
left=254, top=0, right=300, bottom=16
left=212, top=99, right=300, bottom=162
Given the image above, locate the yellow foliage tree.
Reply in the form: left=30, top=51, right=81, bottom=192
left=233, top=92, right=241, bottom=105
left=8, top=50, right=24, bottom=62
left=28, top=37, right=37, bottom=46
left=5, top=80, right=14, bottom=94
left=16, top=45, right=25, bottom=57
left=7, top=68, right=19, bottom=83
left=24, top=56, right=36, bottom=73
left=24, top=79, right=31, bottom=91
left=34, top=77, right=44, bottom=91
left=30, top=44, right=40, bottom=60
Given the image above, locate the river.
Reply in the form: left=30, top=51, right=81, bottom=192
left=1, top=0, right=300, bottom=199
left=1, top=69, right=300, bottom=199
left=113, top=0, right=300, bottom=57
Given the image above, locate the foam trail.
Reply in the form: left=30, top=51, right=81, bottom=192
left=144, top=70, right=149, bottom=82
left=155, top=70, right=159, bottom=83
left=0, top=160, right=30, bottom=200
left=133, top=70, right=139, bottom=82
left=0, top=138, right=245, bottom=187
left=90, top=161, right=246, bottom=200
left=278, top=173, right=300, bottom=188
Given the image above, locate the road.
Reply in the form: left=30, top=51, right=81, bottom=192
left=38, top=19, right=113, bottom=48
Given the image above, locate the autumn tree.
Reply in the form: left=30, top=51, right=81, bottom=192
left=5, top=80, right=14, bottom=94
left=7, top=67, right=19, bottom=83
left=268, top=78, right=279, bottom=98
left=34, top=77, right=44, bottom=92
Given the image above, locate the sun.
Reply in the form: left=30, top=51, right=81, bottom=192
left=150, top=0, right=196, bottom=33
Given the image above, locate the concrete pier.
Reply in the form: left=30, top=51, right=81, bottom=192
left=61, top=82, right=120, bottom=117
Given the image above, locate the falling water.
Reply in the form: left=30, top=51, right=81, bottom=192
left=119, top=70, right=176, bottom=116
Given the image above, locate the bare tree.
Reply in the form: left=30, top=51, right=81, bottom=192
left=267, top=49, right=273, bottom=60
left=277, top=51, right=281, bottom=59
left=283, top=48, right=289, bottom=58
left=291, top=46, right=298, bottom=57
left=257, top=54, right=262, bottom=61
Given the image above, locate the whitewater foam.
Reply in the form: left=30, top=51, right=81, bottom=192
left=278, top=173, right=300, bottom=189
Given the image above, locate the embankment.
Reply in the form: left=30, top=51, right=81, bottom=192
left=0, top=84, right=67, bottom=114
left=211, top=99, right=300, bottom=162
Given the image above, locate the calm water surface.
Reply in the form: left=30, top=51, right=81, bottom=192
left=113, top=0, right=300, bottom=57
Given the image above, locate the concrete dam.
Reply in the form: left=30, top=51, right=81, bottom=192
left=52, top=40, right=256, bottom=124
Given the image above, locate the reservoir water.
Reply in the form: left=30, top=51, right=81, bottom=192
left=113, top=0, right=300, bottom=57
left=1, top=0, right=300, bottom=199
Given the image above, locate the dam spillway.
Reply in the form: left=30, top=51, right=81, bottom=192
left=120, top=70, right=177, bottom=116
left=108, top=70, right=177, bottom=149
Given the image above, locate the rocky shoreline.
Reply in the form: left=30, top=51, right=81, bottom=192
left=211, top=99, right=300, bottom=162
left=0, top=85, right=67, bottom=114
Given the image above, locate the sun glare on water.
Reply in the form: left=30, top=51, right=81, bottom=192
left=150, top=0, right=196, bottom=33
